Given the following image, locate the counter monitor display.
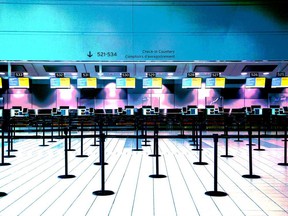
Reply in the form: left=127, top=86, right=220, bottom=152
left=116, top=78, right=136, bottom=88
left=143, top=77, right=162, bottom=89
left=271, top=77, right=288, bottom=88
left=77, top=77, right=97, bottom=88
left=50, top=77, right=71, bottom=89
left=182, top=77, right=202, bottom=88
left=205, top=77, right=225, bottom=88
left=245, top=77, right=266, bottom=88
left=9, top=77, right=30, bottom=89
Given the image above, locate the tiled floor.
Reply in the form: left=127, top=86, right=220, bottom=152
left=0, top=130, right=288, bottom=215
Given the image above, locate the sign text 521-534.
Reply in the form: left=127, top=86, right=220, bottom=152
left=97, top=52, right=117, bottom=57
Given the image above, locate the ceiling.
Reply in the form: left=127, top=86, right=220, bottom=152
left=0, top=60, right=287, bottom=80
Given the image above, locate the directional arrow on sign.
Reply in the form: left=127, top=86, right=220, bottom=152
left=87, top=51, right=93, bottom=58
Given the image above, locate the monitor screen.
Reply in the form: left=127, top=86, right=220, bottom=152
left=9, top=77, right=30, bottom=89
left=245, top=77, right=266, bottom=88
left=77, top=77, right=97, bottom=88
left=182, top=77, right=202, bottom=89
left=271, top=77, right=288, bottom=88
left=60, top=109, right=69, bottom=116
left=116, top=78, right=136, bottom=88
left=188, top=108, right=198, bottom=115
left=50, top=77, right=70, bottom=89
left=253, top=108, right=262, bottom=115
left=143, top=77, right=162, bottom=89
left=205, top=77, right=225, bottom=88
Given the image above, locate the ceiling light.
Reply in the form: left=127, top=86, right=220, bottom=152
left=263, top=72, right=269, bottom=75
left=241, top=72, right=247, bottom=75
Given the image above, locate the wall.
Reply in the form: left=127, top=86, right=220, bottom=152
left=0, top=0, right=288, bottom=61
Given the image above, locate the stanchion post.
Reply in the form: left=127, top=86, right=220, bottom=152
left=221, top=125, right=233, bottom=158
left=94, top=122, right=108, bottom=166
left=193, top=124, right=208, bottom=165
left=0, top=129, right=11, bottom=166
left=39, top=120, right=49, bottom=147
left=76, top=120, right=88, bottom=158
left=58, top=127, right=75, bottom=179
left=254, top=122, right=265, bottom=151
left=149, top=123, right=166, bottom=178
left=48, top=116, right=56, bottom=143
left=92, top=132, right=114, bottom=196
left=205, top=134, right=228, bottom=197
left=242, top=129, right=261, bottom=179
left=132, top=117, right=143, bottom=151
left=278, top=122, right=288, bottom=166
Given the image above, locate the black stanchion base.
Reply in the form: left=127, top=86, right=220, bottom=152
left=142, top=144, right=151, bottom=147
left=234, top=139, right=243, bottom=142
left=148, top=154, right=161, bottom=157
left=242, top=174, right=261, bottom=179
left=220, top=155, right=234, bottom=158
left=76, top=155, right=89, bottom=158
left=189, top=143, right=197, bottom=146
left=48, top=140, right=57, bottom=143
left=58, top=174, right=76, bottom=179
left=278, top=162, right=288, bottom=166
left=142, top=140, right=151, bottom=143
left=132, top=149, right=143, bottom=151
left=94, top=162, right=108, bottom=165
left=4, top=155, right=16, bottom=158
left=9, top=149, right=18, bottom=152
left=205, top=191, right=228, bottom=197
left=149, top=174, right=167, bottom=178
left=246, top=143, right=256, bottom=146
left=0, top=162, right=11, bottom=166
left=254, top=148, right=265, bottom=151
left=193, top=161, right=208, bottom=165
left=39, top=144, right=49, bottom=147
left=90, top=144, right=99, bottom=147
left=192, top=148, right=202, bottom=151
left=67, top=149, right=76, bottom=151
left=0, top=192, right=7, bottom=197
left=93, top=190, right=114, bottom=196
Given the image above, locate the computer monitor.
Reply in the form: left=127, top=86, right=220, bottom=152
left=253, top=108, right=262, bottom=115
left=77, top=108, right=87, bottom=116
left=11, top=108, right=21, bottom=117
left=154, top=107, right=159, bottom=113
left=89, top=108, right=95, bottom=114
left=117, top=107, right=123, bottom=114
left=51, top=108, right=58, bottom=115
left=182, top=107, right=187, bottom=114
left=189, top=108, right=198, bottom=115
left=60, top=109, right=69, bottom=116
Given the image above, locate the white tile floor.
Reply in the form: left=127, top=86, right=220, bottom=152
left=0, top=130, right=288, bottom=215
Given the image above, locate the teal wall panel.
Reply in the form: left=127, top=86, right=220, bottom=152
left=0, top=1, right=287, bottom=60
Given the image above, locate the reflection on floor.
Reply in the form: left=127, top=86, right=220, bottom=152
left=0, top=131, right=288, bottom=216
